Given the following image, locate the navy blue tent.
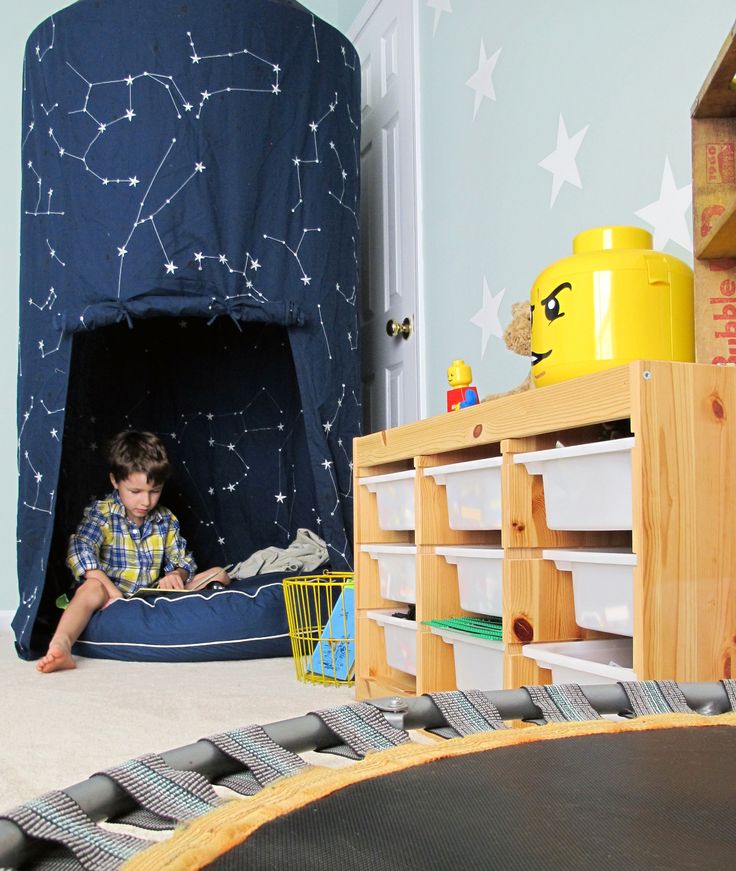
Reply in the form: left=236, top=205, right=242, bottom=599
left=14, top=0, right=360, bottom=659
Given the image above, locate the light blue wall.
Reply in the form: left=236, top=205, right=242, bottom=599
left=332, top=0, right=366, bottom=32
left=308, top=0, right=338, bottom=26
left=417, top=1, right=735, bottom=413
left=303, top=0, right=364, bottom=33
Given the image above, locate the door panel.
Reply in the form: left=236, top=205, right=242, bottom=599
left=353, top=0, right=419, bottom=433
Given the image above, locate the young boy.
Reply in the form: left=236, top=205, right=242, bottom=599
left=37, top=430, right=230, bottom=673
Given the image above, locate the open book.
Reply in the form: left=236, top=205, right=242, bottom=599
left=132, top=564, right=233, bottom=597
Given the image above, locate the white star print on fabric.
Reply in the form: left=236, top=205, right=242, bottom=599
left=36, top=16, right=55, bottom=63
left=465, top=40, right=501, bottom=121
left=538, top=113, right=589, bottom=207
left=471, top=277, right=506, bottom=358
left=634, top=156, right=692, bottom=253
left=15, top=3, right=362, bottom=659
left=426, top=0, right=452, bottom=36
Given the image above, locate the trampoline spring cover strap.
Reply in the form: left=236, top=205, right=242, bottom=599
left=311, top=703, right=411, bottom=760
left=425, top=689, right=508, bottom=738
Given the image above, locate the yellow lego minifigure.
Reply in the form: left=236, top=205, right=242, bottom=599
left=447, top=359, right=479, bottom=411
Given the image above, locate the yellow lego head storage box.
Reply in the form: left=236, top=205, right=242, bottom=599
left=530, top=226, right=695, bottom=387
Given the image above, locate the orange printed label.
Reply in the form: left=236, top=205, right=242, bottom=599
left=710, top=278, right=736, bottom=363
left=706, top=143, right=736, bottom=184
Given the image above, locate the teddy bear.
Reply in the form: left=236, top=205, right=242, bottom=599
left=482, top=300, right=533, bottom=401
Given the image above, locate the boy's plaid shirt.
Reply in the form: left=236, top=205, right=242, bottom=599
left=66, top=491, right=197, bottom=595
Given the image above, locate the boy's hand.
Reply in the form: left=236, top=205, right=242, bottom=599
left=158, top=571, right=186, bottom=590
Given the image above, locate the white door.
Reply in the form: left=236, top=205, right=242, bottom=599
left=351, top=0, right=420, bottom=433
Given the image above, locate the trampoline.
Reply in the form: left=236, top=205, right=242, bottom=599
left=0, top=680, right=734, bottom=870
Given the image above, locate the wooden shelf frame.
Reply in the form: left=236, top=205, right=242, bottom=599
left=353, top=360, right=736, bottom=699
left=692, top=19, right=736, bottom=260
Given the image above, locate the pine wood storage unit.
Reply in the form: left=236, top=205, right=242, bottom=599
left=353, top=360, right=736, bottom=700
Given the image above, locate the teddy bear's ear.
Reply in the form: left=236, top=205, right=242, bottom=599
left=503, top=300, right=532, bottom=357
left=482, top=299, right=533, bottom=402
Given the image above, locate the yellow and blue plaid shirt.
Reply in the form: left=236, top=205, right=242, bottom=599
left=66, top=491, right=197, bottom=596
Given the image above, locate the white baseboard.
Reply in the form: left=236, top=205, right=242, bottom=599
left=0, top=611, right=13, bottom=632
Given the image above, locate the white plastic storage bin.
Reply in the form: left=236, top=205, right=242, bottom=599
left=361, top=544, right=417, bottom=605
left=522, top=638, right=636, bottom=685
left=544, top=548, right=637, bottom=636
left=366, top=609, right=417, bottom=676
left=424, top=457, right=503, bottom=530
left=514, top=437, right=634, bottom=530
left=430, top=626, right=505, bottom=691
left=435, top=546, right=504, bottom=617
left=359, top=469, right=415, bottom=531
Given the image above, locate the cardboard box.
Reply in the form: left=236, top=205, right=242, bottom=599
left=693, top=258, right=736, bottom=364
left=692, top=22, right=736, bottom=364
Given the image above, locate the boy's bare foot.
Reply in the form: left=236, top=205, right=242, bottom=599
left=36, top=638, right=76, bottom=673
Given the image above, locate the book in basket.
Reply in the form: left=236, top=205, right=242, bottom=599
left=307, top=585, right=355, bottom=681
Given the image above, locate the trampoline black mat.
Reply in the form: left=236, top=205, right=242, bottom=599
left=204, top=725, right=735, bottom=871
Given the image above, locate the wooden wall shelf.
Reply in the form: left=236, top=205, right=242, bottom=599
left=691, top=19, right=736, bottom=361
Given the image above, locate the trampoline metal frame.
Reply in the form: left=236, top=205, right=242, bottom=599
left=0, top=681, right=731, bottom=868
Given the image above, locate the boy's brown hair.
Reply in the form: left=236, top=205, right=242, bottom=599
left=107, top=431, right=171, bottom=485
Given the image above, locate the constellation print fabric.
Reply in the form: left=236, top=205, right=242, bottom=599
left=14, top=0, right=361, bottom=659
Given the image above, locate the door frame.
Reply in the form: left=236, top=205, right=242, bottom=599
left=349, top=0, right=426, bottom=423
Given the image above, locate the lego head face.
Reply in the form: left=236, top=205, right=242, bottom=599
left=447, top=359, right=472, bottom=388
left=530, top=226, right=695, bottom=387
left=530, top=279, right=576, bottom=385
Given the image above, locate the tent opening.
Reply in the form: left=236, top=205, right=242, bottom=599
left=31, top=316, right=318, bottom=653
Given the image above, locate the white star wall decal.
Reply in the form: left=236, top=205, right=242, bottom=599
left=538, top=114, right=589, bottom=207
left=634, top=156, right=692, bottom=253
left=471, top=277, right=506, bottom=358
left=465, top=40, right=501, bottom=121
left=427, top=0, right=452, bottom=36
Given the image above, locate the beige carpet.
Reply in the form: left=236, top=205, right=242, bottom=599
left=0, top=627, right=354, bottom=813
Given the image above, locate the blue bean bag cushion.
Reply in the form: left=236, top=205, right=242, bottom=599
left=72, top=575, right=293, bottom=663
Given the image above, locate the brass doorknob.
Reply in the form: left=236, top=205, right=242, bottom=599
left=386, top=317, right=413, bottom=339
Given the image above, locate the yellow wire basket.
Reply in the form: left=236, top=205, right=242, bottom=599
left=282, top=571, right=355, bottom=687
